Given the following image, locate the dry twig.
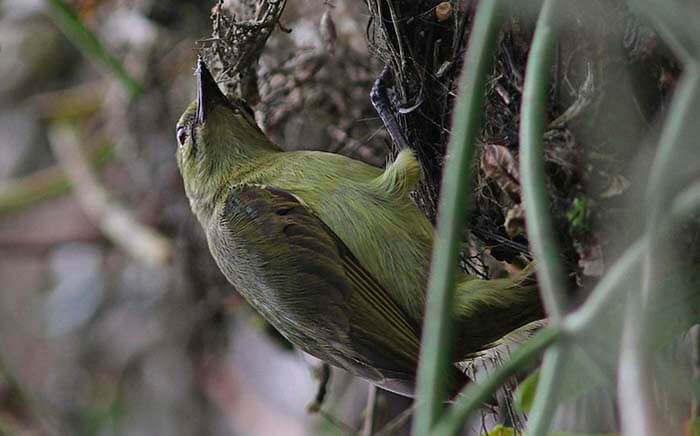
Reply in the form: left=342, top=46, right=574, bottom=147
left=48, top=125, right=172, bottom=265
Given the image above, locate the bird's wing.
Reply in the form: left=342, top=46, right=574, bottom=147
left=212, top=183, right=422, bottom=386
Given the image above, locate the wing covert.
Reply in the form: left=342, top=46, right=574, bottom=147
left=211, top=183, right=423, bottom=388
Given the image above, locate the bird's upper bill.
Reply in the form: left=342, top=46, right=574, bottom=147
left=196, top=57, right=230, bottom=125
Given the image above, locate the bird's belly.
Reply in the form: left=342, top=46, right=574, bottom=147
left=206, top=232, right=401, bottom=385
left=206, top=237, right=338, bottom=357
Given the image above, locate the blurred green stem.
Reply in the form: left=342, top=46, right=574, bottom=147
left=412, top=1, right=506, bottom=433
left=517, top=1, right=571, bottom=431
left=563, top=239, right=644, bottom=332
left=566, top=176, right=700, bottom=334
left=524, top=343, right=570, bottom=436
left=519, top=0, right=567, bottom=321
left=45, top=0, right=144, bottom=99
left=619, top=66, right=700, bottom=436
left=431, top=326, right=561, bottom=436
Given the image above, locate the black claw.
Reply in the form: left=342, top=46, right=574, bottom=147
left=370, top=66, right=412, bottom=151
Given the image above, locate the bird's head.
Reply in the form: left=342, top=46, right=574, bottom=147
left=175, top=59, right=276, bottom=198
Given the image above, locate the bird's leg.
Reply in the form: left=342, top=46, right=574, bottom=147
left=370, top=65, right=411, bottom=151
left=306, top=362, right=331, bottom=413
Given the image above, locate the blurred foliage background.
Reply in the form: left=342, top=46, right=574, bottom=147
left=0, top=1, right=399, bottom=435
left=1, top=0, right=699, bottom=435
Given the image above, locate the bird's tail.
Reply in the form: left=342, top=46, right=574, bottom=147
left=452, top=264, right=545, bottom=360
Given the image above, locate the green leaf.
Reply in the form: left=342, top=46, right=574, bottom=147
left=514, top=371, right=539, bottom=413
left=482, top=425, right=516, bottom=436
left=45, top=0, right=144, bottom=99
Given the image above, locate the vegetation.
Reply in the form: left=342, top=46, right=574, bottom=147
left=0, top=0, right=697, bottom=435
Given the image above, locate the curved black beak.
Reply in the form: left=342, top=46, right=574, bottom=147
left=196, top=57, right=229, bottom=124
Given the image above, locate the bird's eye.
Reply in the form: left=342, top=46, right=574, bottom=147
left=176, top=126, right=188, bottom=147
left=235, top=98, right=255, bottom=119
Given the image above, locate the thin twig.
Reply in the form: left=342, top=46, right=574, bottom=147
left=48, top=125, right=172, bottom=265
left=361, top=385, right=377, bottom=436
left=318, top=410, right=357, bottom=435
left=375, top=403, right=418, bottom=436
left=0, top=143, right=113, bottom=217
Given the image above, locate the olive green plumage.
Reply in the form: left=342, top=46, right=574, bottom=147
left=175, top=59, right=543, bottom=396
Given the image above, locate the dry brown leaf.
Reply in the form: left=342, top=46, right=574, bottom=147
left=504, top=203, right=526, bottom=238
left=599, top=174, right=631, bottom=198
left=577, top=234, right=605, bottom=277
left=481, top=143, right=521, bottom=201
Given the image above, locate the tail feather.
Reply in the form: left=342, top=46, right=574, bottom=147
left=453, top=270, right=544, bottom=359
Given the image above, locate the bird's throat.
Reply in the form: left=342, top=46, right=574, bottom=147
left=184, top=144, right=279, bottom=228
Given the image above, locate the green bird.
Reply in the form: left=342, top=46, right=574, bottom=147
left=175, top=59, right=543, bottom=397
